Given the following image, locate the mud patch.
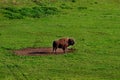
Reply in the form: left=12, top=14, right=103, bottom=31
left=14, top=47, right=75, bottom=56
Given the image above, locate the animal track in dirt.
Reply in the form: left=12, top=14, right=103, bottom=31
left=14, top=47, right=75, bottom=56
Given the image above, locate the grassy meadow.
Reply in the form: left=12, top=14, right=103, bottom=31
left=0, top=0, right=120, bottom=80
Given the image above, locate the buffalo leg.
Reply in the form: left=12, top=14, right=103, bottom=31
left=63, top=47, right=66, bottom=53
left=53, top=47, right=57, bottom=53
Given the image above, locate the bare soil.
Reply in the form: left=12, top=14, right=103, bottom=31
left=14, top=47, right=75, bottom=56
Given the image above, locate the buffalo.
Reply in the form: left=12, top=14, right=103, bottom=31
left=53, top=38, right=75, bottom=53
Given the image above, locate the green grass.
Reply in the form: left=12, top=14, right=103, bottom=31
left=0, top=0, right=120, bottom=80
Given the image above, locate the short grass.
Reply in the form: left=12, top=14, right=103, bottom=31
left=0, top=0, right=120, bottom=80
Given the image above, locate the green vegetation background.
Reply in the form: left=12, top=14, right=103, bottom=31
left=0, top=0, right=120, bottom=80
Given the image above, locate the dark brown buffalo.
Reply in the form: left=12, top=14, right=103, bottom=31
left=53, top=38, right=75, bottom=53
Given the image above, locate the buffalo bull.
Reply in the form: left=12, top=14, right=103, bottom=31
left=53, top=38, right=75, bottom=53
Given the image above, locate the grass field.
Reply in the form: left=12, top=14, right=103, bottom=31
left=0, top=0, right=120, bottom=80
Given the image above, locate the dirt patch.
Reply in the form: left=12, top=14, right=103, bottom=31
left=14, top=47, right=75, bottom=56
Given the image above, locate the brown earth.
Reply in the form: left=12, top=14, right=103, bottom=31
left=14, top=47, right=75, bottom=56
